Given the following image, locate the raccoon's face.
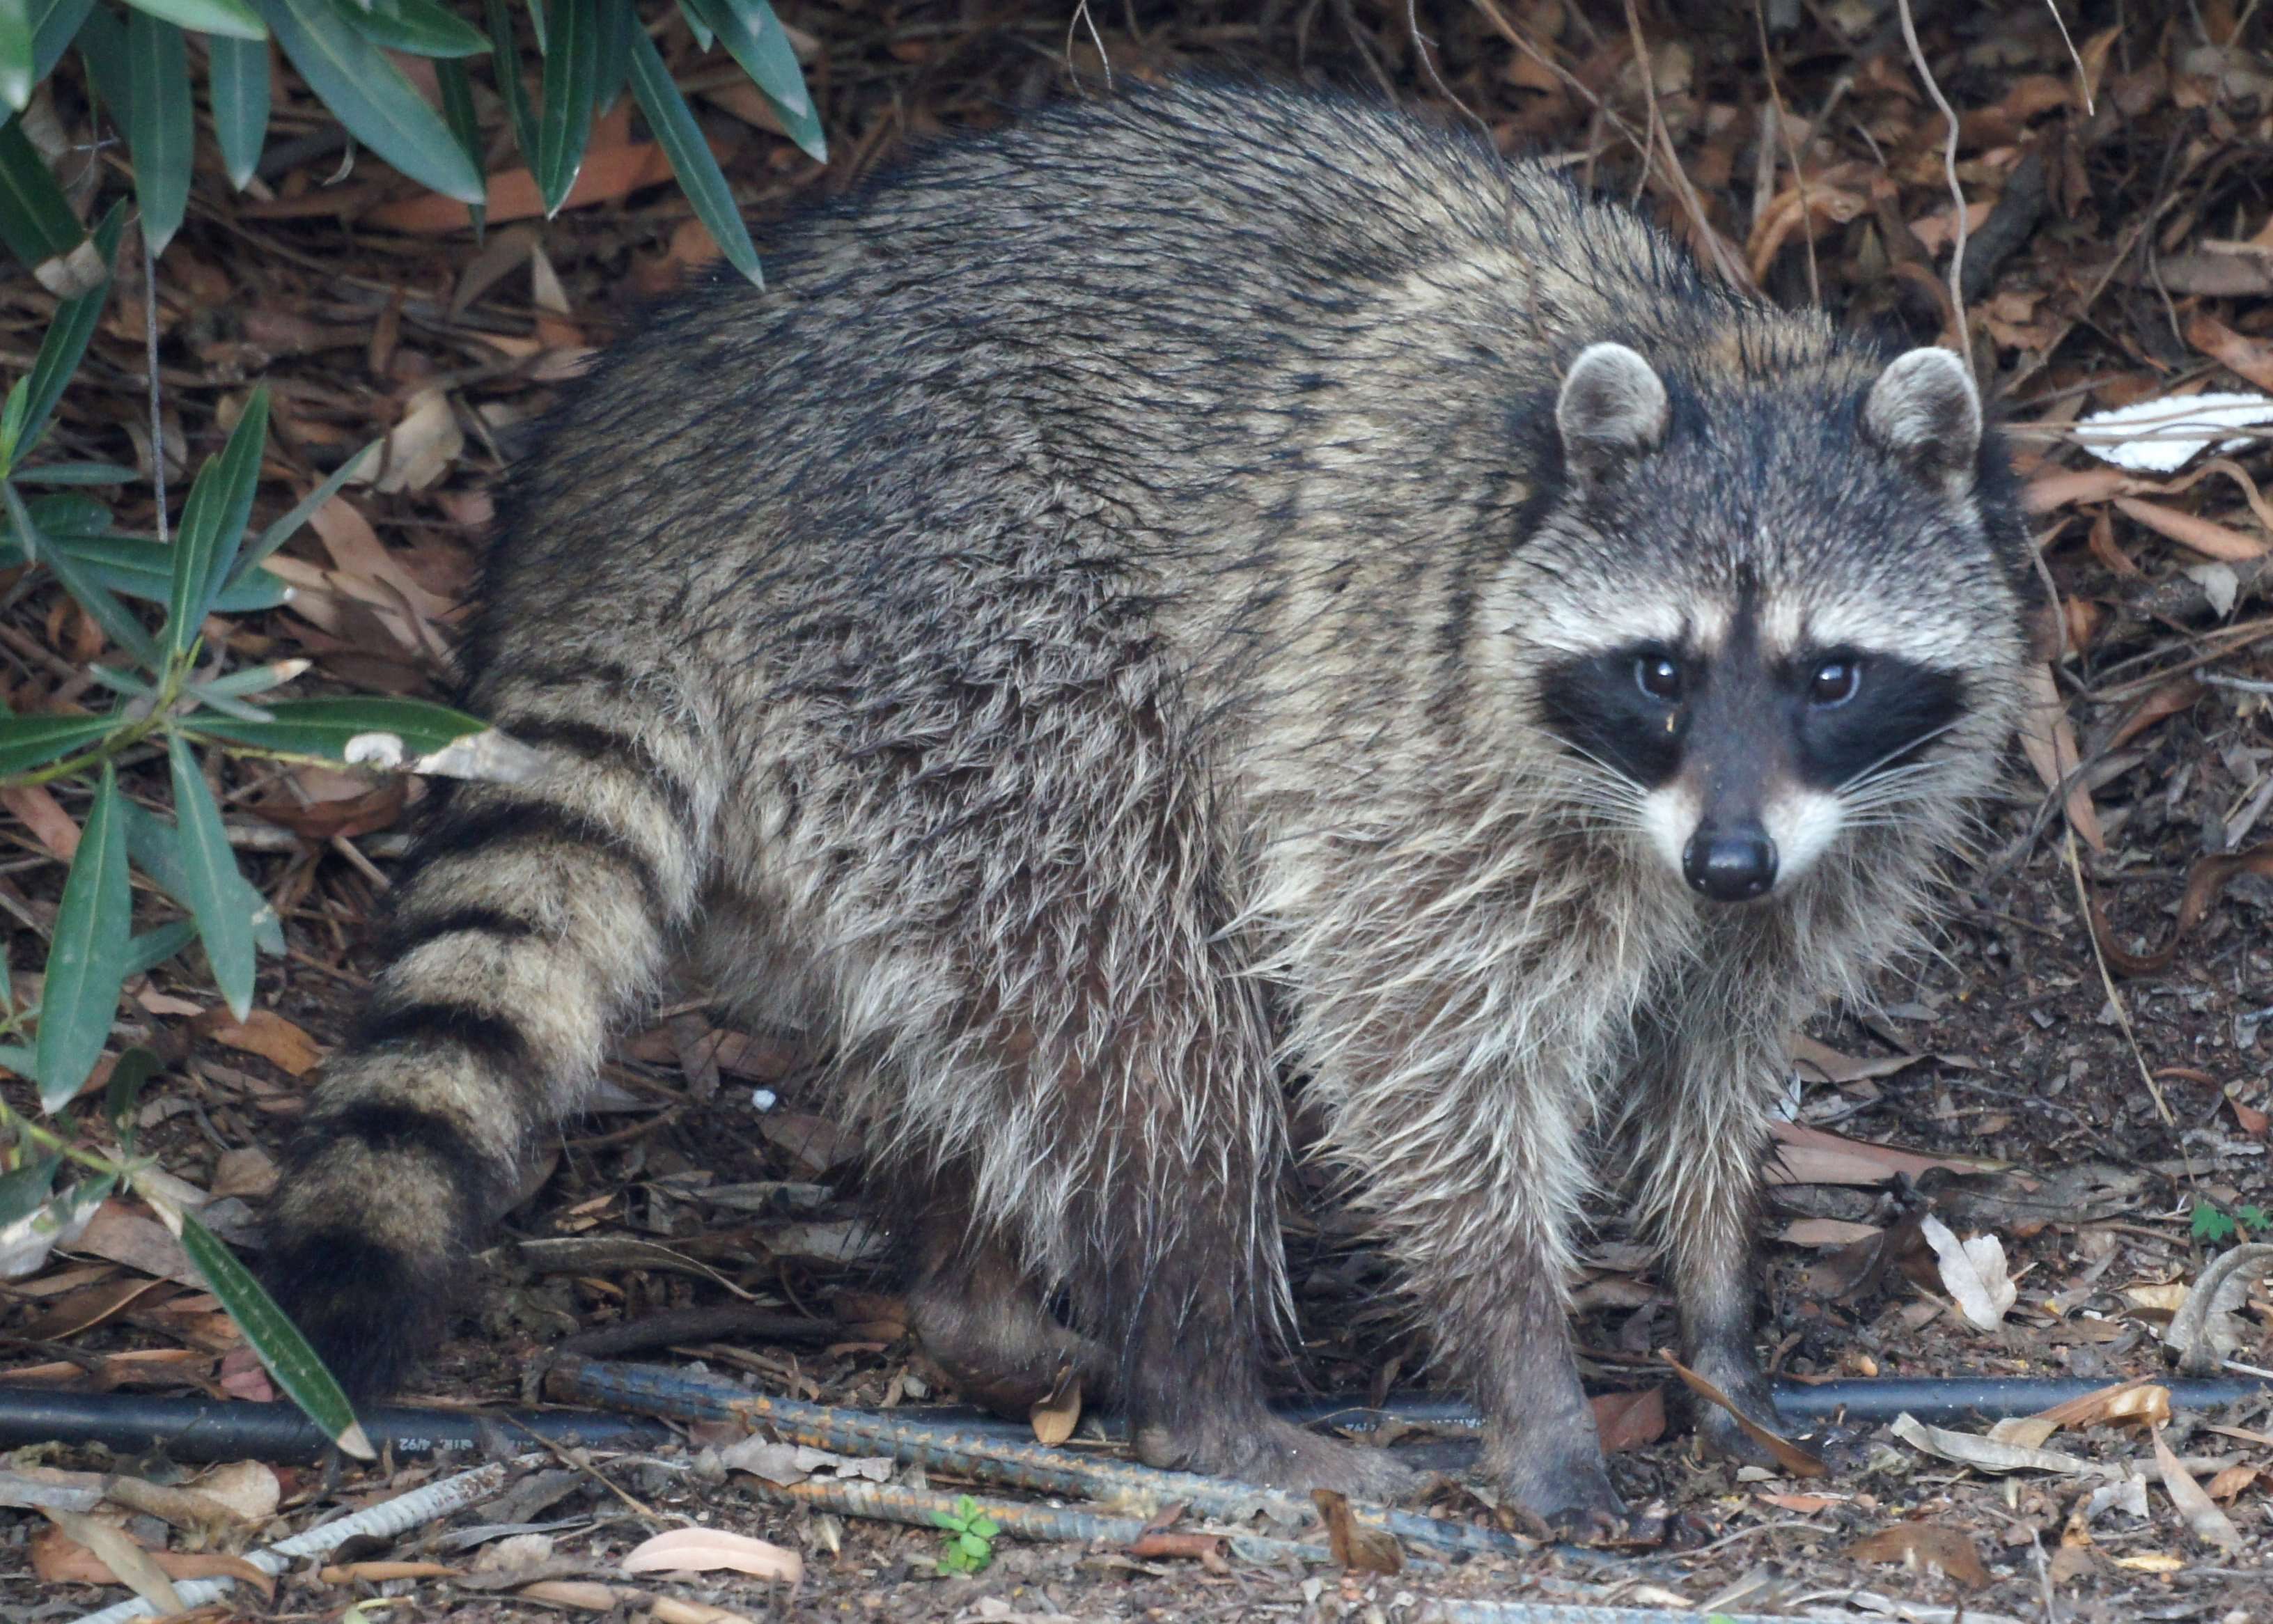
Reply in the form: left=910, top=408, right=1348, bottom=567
left=1508, top=341, right=2026, bottom=905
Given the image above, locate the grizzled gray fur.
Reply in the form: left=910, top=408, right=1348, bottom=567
left=267, top=81, right=2034, bottom=1531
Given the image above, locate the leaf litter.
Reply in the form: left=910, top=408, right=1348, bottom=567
left=6, top=0, right=2273, bottom=1621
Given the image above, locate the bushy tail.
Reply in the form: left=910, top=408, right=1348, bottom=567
left=265, top=661, right=715, bottom=1397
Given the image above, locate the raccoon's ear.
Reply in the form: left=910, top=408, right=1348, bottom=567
left=1556, top=343, right=1669, bottom=481
left=1863, top=348, right=1981, bottom=492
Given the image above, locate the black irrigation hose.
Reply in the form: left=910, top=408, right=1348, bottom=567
left=3, top=1369, right=2258, bottom=1469
left=0, top=1387, right=679, bottom=1464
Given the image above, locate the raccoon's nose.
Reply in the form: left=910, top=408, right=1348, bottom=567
left=1682, top=822, right=1778, bottom=901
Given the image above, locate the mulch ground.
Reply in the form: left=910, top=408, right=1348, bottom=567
left=3, top=1, right=2271, bottom=1621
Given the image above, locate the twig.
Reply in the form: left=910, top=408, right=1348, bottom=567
left=2061, top=828, right=2171, bottom=1126
left=1407, top=0, right=1488, bottom=144
left=1893, top=0, right=1970, bottom=362
left=1619, top=0, right=1753, bottom=290
left=1753, top=0, right=1818, bottom=305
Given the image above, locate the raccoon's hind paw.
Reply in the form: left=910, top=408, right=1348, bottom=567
left=261, top=1227, right=451, bottom=1402
left=1136, top=1414, right=1419, bottom=1501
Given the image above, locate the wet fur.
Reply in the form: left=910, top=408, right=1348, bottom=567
left=268, top=83, right=2032, bottom=1521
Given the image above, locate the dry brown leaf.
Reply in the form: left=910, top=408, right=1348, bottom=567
left=1, top=783, right=81, bottom=859
left=1660, top=1354, right=1824, bottom=1477
left=366, top=387, right=464, bottom=495
left=1130, top=1530, right=1231, bottom=1572
left=2016, top=661, right=2104, bottom=849
left=1787, top=1033, right=1923, bottom=1084
left=1591, top=1385, right=1665, bottom=1453
left=67, top=1203, right=202, bottom=1288
left=318, top=1560, right=463, bottom=1582
left=1029, top=1363, right=1081, bottom=1446
left=1311, top=1488, right=1402, bottom=1573
left=2153, top=1426, right=2243, bottom=1551
left=2112, top=494, right=2268, bottom=561
left=2107, top=679, right=2205, bottom=751
left=2167, top=1242, right=2273, bottom=1374
left=208, top=1147, right=279, bottom=1201
left=2029, top=1377, right=2171, bottom=1432
left=203, top=1009, right=325, bottom=1075
left=2206, top=1464, right=2261, bottom=1501
left=620, top=1527, right=803, bottom=1583
left=368, top=139, right=694, bottom=233
left=1769, top=1121, right=1996, bottom=1185
left=187, top=1460, right=281, bottom=1524
left=1776, top=1219, right=1883, bottom=1247
left=1845, top=1522, right=1991, bottom=1589
left=1919, top=1213, right=2015, bottom=1330
left=1756, top=1491, right=1843, bottom=1513
left=519, top=1579, right=630, bottom=1609
left=2186, top=313, right=2273, bottom=392
left=1891, top=1412, right=2093, bottom=1474
left=2088, top=843, right=2273, bottom=978
left=2024, top=464, right=2135, bottom=512
left=34, top=1512, right=185, bottom=1612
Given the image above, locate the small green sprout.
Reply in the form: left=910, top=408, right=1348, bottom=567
left=2189, top=1201, right=2272, bottom=1246
left=931, top=1494, right=1000, bottom=1575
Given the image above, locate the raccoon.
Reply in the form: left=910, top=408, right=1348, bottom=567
left=266, top=81, right=2033, bottom=1531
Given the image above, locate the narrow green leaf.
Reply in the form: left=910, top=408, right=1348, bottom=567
left=102, top=1044, right=161, bottom=1150
left=123, top=10, right=192, bottom=256
left=166, top=733, right=256, bottom=1021
left=0, top=113, right=83, bottom=269
left=533, top=0, right=595, bottom=216
left=253, top=0, right=485, bottom=203
left=483, top=0, right=536, bottom=167
left=187, top=694, right=486, bottom=760
left=33, top=763, right=130, bottom=1111
left=434, top=56, right=483, bottom=237
left=229, top=440, right=374, bottom=587
left=0, top=710, right=120, bottom=779
left=121, top=0, right=265, bottom=40
left=4, top=481, right=162, bottom=670
left=522, top=0, right=541, bottom=51
left=31, top=0, right=95, bottom=81
left=0, top=379, right=25, bottom=471
left=13, top=202, right=126, bottom=467
left=626, top=17, right=758, bottom=285
left=0, top=522, right=290, bottom=613
left=123, top=916, right=198, bottom=977
left=166, top=387, right=268, bottom=653
left=12, top=460, right=139, bottom=485
left=122, top=802, right=284, bottom=957
left=343, top=0, right=486, bottom=57
left=175, top=1209, right=375, bottom=1457
left=677, top=0, right=819, bottom=160
left=1, top=0, right=34, bottom=114
left=0, top=1154, right=61, bottom=1227
left=596, top=0, right=628, bottom=114
left=208, top=33, right=270, bottom=190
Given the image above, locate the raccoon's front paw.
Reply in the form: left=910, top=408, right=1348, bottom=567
left=1493, top=1449, right=1637, bottom=1543
left=1689, top=1368, right=1786, bottom=1466
left=1136, top=1414, right=1419, bottom=1501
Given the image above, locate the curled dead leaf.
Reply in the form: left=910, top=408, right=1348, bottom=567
left=1311, top=1488, right=1401, bottom=1574
left=1660, top=1353, right=1825, bottom=1477
left=2152, top=1425, right=2242, bottom=1552
left=2167, top=1242, right=2273, bottom=1374
left=620, top=1527, right=803, bottom=1583
left=1845, top=1521, right=1991, bottom=1589
left=1919, top=1213, right=2016, bottom=1330
left=1891, top=1412, right=2093, bottom=1474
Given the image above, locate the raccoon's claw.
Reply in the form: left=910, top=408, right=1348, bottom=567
left=1135, top=1415, right=1419, bottom=1501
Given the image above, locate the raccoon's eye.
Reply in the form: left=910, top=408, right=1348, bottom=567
left=1809, top=659, right=1861, bottom=707
left=1634, top=654, right=1683, bottom=703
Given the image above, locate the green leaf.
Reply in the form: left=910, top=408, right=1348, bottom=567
left=186, top=694, right=487, bottom=762
left=0, top=112, right=84, bottom=271
left=1, top=0, right=34, bottom=114
left=102, top=1044, right=160, bottom=1150
left=253, top=0, right=485, bottom=204
left=166, top=734, right=256, bottom=1021
left=229, top=440, right=374, bottom=588
left=595, top=0, right=627, bottom=114
left=434, top=56, right=483, bottom=237
left=208, top=33, right=270, bottom=190
left=533, top=0, right=595, bottom=216
left=966, top=1517, right=999, bottom=1538
left=4, top=480, right=162, bottom=670
left=122, top=802, right=283, bottom=956
left=0, top=1153, right=61, bottom=1227
left=123, top=10, right=194, bottom=256
left=0, top=520, right=290, bottom=613
left=0, top=380, right=26, bottom=471
left=174, top=1205, right=375, bottom=1458
left=166, top=387, right=268, bottom=654
left=625, top=17, right=757, bottom=285
left=2192, top=1202, right=2238, bottom=1244
left=483, top=0, right=536, bottom=167
left=121, top=0, right=265, bottom=40
left=31, top=0, right=96, bottom=81
left=0, top=709, right=120, bottom=779
left=343, top=0, right=487, bottom=57
left=12, top=460, right=139, bottom=485
left=677, top=0, right=819, bottom=161
left=10, top=201, right=126, bottom=468
left=123, top=916, right=197, bottom=977
left=34, top=763, right=130, bottom=1111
